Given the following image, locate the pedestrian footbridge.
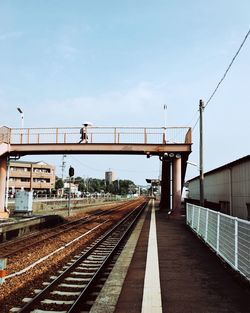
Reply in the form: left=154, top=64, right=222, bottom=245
left=0, top=125, right=192, bottom=217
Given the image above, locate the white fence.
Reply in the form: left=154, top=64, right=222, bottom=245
left=186, top=203, right=250, bottom=282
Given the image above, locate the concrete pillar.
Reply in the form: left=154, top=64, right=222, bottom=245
left=0, top=156, right=9, bottom=218
left=172, top=157, right=182, bottom=216
left=160, top=159, right=171, bottom=210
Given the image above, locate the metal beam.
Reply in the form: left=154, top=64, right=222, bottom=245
left=9, top=143, right=191, bottom=156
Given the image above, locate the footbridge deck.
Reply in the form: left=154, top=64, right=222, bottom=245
left=0, top=126, right=192, bottom=217
left=0, top=126, right=191, bottom=156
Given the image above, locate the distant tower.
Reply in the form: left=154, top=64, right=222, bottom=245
left=105, top=170, right=116, bottom=185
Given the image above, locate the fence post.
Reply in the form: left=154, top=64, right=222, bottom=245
left=191, top=205, right=195, bottom=229
left=186, top=203, right=190, bottom=224
left=235, top=217, right=238, bottom=270
left=27, top=128, right=30, bottom=144
left=144, top=128, right=147, bottom=144
left=114, top=128, right=117, bottom=144
left=216, top=213, right=220, bottom=253
left=205, top=209, right=209, bottom=241
left=163, top=131, right=166, bottom=144
left=56, top=128, right=59, bottom=144
left=198, top=206, right=201, bottom=233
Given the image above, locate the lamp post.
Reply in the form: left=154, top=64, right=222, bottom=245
left=17, top=107, right=24, bottom=129
left=17, top=107, right=24, bottom=143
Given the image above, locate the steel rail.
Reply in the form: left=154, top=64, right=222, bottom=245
left=17, top=200, right=147, bottom=312
left=0, top=199, right=142, bottom=258
left=68, top=201, right=147, bottom=312
left=0, top=210, right=108, bottom=258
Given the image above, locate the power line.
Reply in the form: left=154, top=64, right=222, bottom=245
left=189, top=29, right=250, bottom=133
left=192, top=116, right=200, bottom=131
left=205, top=29, right=250, bottom=108
left=69, top=155, right=104, bottom=172
left=68, top=155, right=158, bottom=174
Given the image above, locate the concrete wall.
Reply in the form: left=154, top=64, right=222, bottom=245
left=7, top=197, right=118, bottom=214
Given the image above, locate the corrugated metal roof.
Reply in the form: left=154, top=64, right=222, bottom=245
left=187, top=155, right=250, bottom=182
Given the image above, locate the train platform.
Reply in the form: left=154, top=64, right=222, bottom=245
left=90, top=200, right=250, bottom=313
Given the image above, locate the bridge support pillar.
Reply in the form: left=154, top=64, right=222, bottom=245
left=172, top=157, right=182, bottom=216
left=160, top=159, right=171, bottom=210
left=0, top=156, right=9, bottom=218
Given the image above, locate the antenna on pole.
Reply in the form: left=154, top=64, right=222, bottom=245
left=163, top=104, right=167, bottom=128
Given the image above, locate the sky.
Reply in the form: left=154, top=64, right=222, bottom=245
left=0, top=1, right=249, bottom=185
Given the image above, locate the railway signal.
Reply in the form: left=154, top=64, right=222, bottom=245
left=69, top=166, right=74, bottom=177
left=68, top=166, right=74, bottom=216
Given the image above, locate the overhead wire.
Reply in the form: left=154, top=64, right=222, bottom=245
left=205, top=28, right=250, bottom=108
left=67, top=155, right=158, bottom=175
left=187, top=28, right=250, bottom=133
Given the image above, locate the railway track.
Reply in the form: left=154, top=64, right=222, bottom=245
left=0, top=199, right=144, bottom=258
left=12, top=200, right=147, bottom=312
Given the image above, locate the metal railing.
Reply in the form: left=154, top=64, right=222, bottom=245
left=2, top=126, right=192, bottom=145
left=186, top=203, right=250, bottom=282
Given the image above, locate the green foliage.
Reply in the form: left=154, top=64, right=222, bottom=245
left=57, top=175, right=138, bottom=195
left=55, top=178, right=64, bottom=189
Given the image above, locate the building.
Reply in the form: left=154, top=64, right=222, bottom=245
left=187, top=155, right=250, bottom=220
left=105, top=170, right=116, bottom=185
left=8, top=161, right=55, bottom=195
left=63, top=181, right=79, bottom=196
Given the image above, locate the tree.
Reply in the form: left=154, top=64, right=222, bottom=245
left=55, top=178, right=64, bottom=189
left=78, top=181, right=85, bottom=192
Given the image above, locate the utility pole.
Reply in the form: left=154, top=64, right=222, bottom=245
left=4, top=157, right=10, bottom=213
left=199, top=99, right=205, bottom=207
left=60, top=155, right=66, bottom=180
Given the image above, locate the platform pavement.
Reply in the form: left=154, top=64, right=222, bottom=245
left=91, top=200, right=250, bottom=313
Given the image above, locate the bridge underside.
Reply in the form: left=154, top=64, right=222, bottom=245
left=8, top=143, right=191, bottom=156
left=0, top=142, right=192, bottom=217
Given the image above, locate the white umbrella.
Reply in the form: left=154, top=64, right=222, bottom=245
left=82, top=121, right=93, bottom=127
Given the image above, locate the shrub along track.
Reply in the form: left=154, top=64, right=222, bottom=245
left=0, top=197, right=148, bottom=313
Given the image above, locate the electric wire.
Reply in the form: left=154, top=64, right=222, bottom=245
left=192, top=116, right=200, bottom=131
left=205, top=29, right=250, bottom=108
left=67, top=155, right=158, bottom=174
left=187, top=29, right=250, bottom=132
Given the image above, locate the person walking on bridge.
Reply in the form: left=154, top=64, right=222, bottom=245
left=79, top=125, right=88, bottom=143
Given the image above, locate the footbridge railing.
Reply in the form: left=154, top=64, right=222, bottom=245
left=0, top=126, right=192, bottom=145
left=186, top=203, right=250, bottom=282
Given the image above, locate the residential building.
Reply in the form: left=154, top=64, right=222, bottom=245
left=8, top=160, right=55, bottom=195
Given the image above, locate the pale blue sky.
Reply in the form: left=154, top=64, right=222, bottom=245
left=0, top=1, right=249, bottom=184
